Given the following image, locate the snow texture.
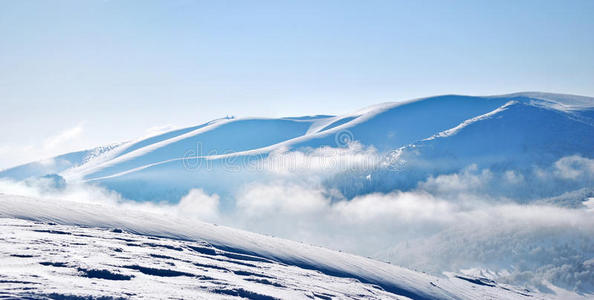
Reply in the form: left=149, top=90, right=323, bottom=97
left=0, top=195, right=552, bottom=300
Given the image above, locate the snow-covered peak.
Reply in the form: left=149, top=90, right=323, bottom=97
left=490, top=91, right=594, bottom=110
left=2, top=92, right=592, bottom=191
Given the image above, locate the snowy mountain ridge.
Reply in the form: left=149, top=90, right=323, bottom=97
left=3, top=92, right=592, bottom=187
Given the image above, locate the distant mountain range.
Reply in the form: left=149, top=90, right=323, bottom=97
left=2, top=92, right=592, bottom=204
left=1, top=92, right=593, bottom=297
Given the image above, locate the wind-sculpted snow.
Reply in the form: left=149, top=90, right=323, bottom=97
left=2, top=92, right=592, bottom=194
left=1, top=92, right=593, bottom=296
left=0, top=144, right=121, bottom=182
left=0, top=195, right=549, bottom=299
left=62, top=117, right=323, bottom=181
left=0, top=218, right=402, bottom=299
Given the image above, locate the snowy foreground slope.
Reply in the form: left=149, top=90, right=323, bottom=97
left=1, top=219, right=398, bottom=300
left=0, top=194, right=551, bottom=300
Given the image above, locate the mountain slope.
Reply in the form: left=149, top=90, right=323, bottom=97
left=1, top=92, right=592, bottom=297
left=327, top=97, right=594, bottom=198
left=0, top=194, right=548, bottom=300
left=1, top=92, right=593, bottom=204
left=3, top=92, right=589, bottom=203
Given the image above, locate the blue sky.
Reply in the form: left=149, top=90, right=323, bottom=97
left=1, top=0, right=593, bottom=168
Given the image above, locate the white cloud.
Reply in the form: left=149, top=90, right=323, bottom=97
left=263, top=143, right=380, bottom=176
left=419, top=164, right=494, bottom=195
left=226, top=176, right=594, bottom=293
left=43, top=124, right=84, bottom=150
left=503, top=170, right=524, bottom=184
left=380, top=204, right=594, bottom=293
left=1, top=154, right=593, bottom=294
left=0, top=179, right=221, bottom=224
left=143, top=124, right=178, bottom=139
left=331, top=191, right=455, bottom=224
left=0, top=124, right=88, bottom=170
left=0, top=177, right=122, bottom=206
left=224, top=155, right=594, bottom=293
left=237, top=181, right=329, bottom=217
left=553, top=155, right=594, bottom=179
left=177, top=188, right=220, bottom=222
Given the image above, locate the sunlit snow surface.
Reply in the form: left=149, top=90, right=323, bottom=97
left=2, top=92, right=592, bottom=203
left=0, top=219, right=400, bottom=299
left=1, top=92, right=593, bottom=298
left=0, top=195, right=549, bottom=300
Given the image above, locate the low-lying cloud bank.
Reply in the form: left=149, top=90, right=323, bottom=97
left=227, top=180, right=593, bottom=293
left=263, top=143, right=381, bottom=176
left=0, top=177, right=221, bottom=223
left=0, top=153, right=592, bottom=294
left=227, top=154, right=594, bottom=294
